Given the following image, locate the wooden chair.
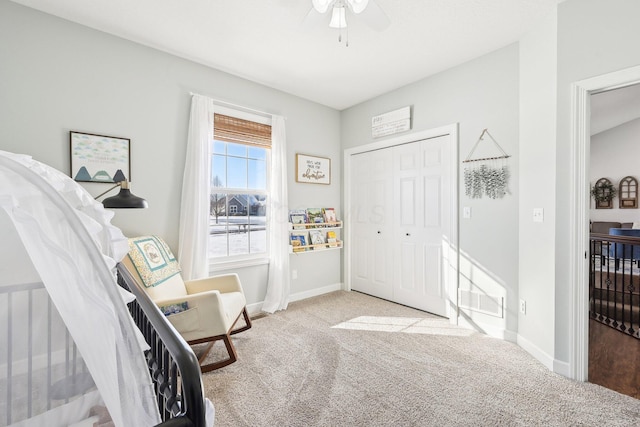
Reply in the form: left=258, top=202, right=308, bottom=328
left=122, top=236, right=251, bottom=372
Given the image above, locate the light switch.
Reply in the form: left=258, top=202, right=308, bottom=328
left=463, top=206, right=471, bottom=219
left=533, top=208, right=544, bottom=223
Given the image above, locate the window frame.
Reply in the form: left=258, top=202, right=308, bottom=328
left=208, top=105, right=272, bottom=270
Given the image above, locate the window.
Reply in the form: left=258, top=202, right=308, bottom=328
left=209, top=112, right=271, bottom=262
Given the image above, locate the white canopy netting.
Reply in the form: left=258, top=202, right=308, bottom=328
left=0, top=151, right=160, bottom=426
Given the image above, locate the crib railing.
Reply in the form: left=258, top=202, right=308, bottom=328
left=1, top=282, right=90, bottom=426
left=117, top=263, right=206, bottom=427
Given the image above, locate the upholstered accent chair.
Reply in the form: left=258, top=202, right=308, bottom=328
left=609, top=228, right=640, bottom=270
left=122, top=236, right=251, bottom=372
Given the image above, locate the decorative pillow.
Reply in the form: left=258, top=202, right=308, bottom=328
left=633, top=222, right=640, bottom=229
left=159, top=302, right=189, bottom=316
left=128, top=236, right=181, bottom=287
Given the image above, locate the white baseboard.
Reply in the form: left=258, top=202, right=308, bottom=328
left=457, top=316, right=518, bottom=343
left=247, top=283, right=344, bottom=316
left=553, top=358, right=571, bottom=378
left=517, top=333, right=555, bottom=371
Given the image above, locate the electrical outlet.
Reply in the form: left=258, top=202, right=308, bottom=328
left=292, top=270, right=298, bottom=280
left=533, top=208, right=544, bottom=223
left=519, top=299, right=526, bottom=315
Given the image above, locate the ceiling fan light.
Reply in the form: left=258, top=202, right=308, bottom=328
left=329, top=5, right=347, bottom=29
left=312, top=0, right=333, bottom=13
left=347, top=0, right=369, bottom=14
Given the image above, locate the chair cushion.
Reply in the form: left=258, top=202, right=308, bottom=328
left=144, top=274, right=188, bottom=301
left=219, top=292, right=247, bottom=330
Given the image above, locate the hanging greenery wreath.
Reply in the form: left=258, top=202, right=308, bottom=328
left=591, top=181, right=617, bottom=202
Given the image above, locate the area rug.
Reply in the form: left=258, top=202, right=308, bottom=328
left=201, top=291, right=640, bottom=426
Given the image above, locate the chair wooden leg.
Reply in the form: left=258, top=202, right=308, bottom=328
left=196, top=341, right=215, bottom=366
left=190, top=334, right=238, bottom=373
left=230, top=307, right=252, bottom=335
left=188, top=307, right=251, bottom=373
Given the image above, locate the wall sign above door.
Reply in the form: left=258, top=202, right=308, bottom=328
left=371, top=106, right=411, bottom=138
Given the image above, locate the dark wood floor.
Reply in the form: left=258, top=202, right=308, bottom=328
left=589, top=319, right=640, bottom=399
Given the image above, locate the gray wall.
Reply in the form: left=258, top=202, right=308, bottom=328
left=590, top=117, right=640, bottom=223
left=341, top=45, right=521, bottom=339
left=554, top=0, right=640, bottom=364
left=517, top=9, right=557, bottom=369
left=0, top=1, right=342, bottom=305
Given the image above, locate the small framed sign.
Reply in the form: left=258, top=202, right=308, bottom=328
left=295, top=153, right=331, bottom=185
left=70, top=131, right=130, bottom=183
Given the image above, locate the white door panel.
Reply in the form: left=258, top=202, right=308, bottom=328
left=350, top=134, right=451, bottom=317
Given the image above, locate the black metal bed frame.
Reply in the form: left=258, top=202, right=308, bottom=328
left=117, top=263, right=207, bottom=427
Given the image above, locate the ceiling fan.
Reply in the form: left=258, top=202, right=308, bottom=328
left=307, top=0, right=390, bottom=46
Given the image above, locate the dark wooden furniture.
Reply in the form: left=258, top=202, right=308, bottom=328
left=117, top=263, right=207, bottom=427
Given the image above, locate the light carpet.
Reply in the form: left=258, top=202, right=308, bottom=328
left=201, top=291, right=640, bottom=426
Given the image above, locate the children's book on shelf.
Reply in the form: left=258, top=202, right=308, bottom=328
left=322, top=207, right=337, bottom=224
left=290, top=231, right=308, bottom=252
left=326, top=230, right=338, bottom=248
left=306, top=208, right=324, bottom=225
left=289, top=209, right=308, bottom=229
left=308, top=229, right=326, bottom=246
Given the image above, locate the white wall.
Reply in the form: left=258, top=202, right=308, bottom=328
left=341, top=45, right=520, bottom=339
left=517, top=9, right=557, bottom=370
left=0, top=1, right=343, bottom=305
left=590, top=118, right=640, bottom=223
left=555, top=0, right=640, bottom=363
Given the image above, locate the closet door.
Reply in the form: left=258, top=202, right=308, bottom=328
left=349, top=135, right=451, bottom=318
left=350, top=149, right=393, bottom=300
left=392, top=136, right=450, bottom=317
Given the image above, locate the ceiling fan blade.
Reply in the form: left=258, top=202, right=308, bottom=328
left=359, top=0, right=390, bottom=31
left=347, top=0, right=369, bottom=14
left=312, top=0, right=335, bottom=14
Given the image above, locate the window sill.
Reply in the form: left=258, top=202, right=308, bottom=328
left=209, top=257, right=269, bottom=272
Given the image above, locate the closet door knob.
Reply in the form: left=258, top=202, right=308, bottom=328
left=377, top=231, right=381, bottom=234
left=406, top=233, right=411, bottom=236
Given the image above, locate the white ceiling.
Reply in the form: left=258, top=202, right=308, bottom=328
left=591, top=83, right=640, bottom=136
left=11, top=0, right=563, bottom=110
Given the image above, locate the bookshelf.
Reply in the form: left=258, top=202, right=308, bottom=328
left=289, top=208, right=343, bottom=253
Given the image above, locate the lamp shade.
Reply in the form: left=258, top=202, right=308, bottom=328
left=329, top=5, right=347, bottom=28
left=101, top=181, right=148, bottom=209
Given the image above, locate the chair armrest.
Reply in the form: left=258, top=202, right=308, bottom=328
left=184, top=273, right=244, bottom=295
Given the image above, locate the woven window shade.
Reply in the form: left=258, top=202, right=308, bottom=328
left=214, top=114, right=272, bottom=147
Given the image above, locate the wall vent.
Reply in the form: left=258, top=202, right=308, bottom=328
left=458, top=289, right=503, bottom=318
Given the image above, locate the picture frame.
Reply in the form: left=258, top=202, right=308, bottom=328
left=70, top=131, right=131, bottom=183
left=295, top=153, right=331, bottom=185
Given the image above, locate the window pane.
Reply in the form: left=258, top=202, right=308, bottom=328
left=248, top=159, right=266, bottom=190
left=210, top=193, right=227, bottom=222
left=248, top=146, right=266, bottom=160
left=212, top=140, right=226, bottom=155
left=227, top=157, right=247, bottom=188
left=212, top=155, right=226, bottom=187
left=209, top=197, right=228, bottom=258
left=227, top=194, right=249, bottom=256
left=248, top=194, right=267, bottom=254
left=227, top=142, right=247, bottom=158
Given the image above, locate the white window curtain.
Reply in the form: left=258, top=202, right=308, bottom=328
left=179, top=96, right=291, bottom=311
left=178, top=94, right=214, bottom=280
left=262, top=115, right=291, bottom=313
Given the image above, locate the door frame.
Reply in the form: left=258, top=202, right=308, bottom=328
left=343, top=123, right=459, bottom=323
left=569, top=65, right=640, bottom=381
